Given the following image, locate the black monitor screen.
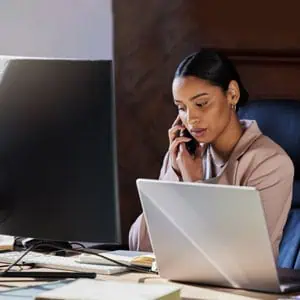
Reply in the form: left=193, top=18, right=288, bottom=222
left=0, top=58, right=120, bottom=243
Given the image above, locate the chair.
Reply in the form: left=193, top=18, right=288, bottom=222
left=238, top=99, right=300, bottom=269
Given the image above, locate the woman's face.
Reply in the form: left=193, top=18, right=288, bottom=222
left=172, top=76, right=239, bottom=143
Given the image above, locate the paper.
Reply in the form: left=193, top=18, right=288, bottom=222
left=0, top=234, right=14, bottom=251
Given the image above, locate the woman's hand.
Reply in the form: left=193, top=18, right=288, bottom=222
left=168, top=115, right=186, bottom=174
left=177, top=142, right=203, bottom=182
left=168, top=115, right=204, bottom=182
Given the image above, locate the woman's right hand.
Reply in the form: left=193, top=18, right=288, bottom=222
left=168, top=115, right=191, bottom=175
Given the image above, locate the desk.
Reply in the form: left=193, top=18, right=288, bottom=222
left=0, top=268, right=297, bottom=300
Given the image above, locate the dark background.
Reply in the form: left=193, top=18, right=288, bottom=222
left=113, top=0, right=300, bottom=241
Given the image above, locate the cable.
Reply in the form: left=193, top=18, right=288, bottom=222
left=4, top=244, right=35, bottom=273
left=2, top=242, right=157, bottom=274
left=49, top=243, right=85, bottom=256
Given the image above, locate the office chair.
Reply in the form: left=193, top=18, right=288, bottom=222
left=239, top=99, right=300, bottom=269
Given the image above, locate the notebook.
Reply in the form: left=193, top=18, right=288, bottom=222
left=77, top=250, right=155, bottom=268
left=35, top=279, right=181, bottom=300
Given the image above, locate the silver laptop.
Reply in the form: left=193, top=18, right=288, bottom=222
left=136, top=178, right=300, bottom=293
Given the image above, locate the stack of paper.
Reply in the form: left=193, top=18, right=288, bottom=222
left=35, top=279, right=181, bottom=300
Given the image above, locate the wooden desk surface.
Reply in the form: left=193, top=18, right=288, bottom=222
left=0, top=268, right=298, bottom=300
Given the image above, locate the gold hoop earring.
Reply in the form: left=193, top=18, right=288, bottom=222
left=231, top=104, right=236, bottom=111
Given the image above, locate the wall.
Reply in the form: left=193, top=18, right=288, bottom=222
left=0, top=1, right=119, bottom=241
left=114, top=0, right=300, bottom=241
left=0, top=0, right=112, bottom=59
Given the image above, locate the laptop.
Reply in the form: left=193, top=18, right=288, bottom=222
left=136, top=178, right=300, bottom=293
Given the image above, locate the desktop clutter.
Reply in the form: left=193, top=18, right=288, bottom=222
left=0, top=235, right=181, bottom=299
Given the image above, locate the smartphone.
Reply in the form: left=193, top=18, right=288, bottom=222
left=180, top=129, right=198, bottom=156
left=174, top=116, right=198, bottom=156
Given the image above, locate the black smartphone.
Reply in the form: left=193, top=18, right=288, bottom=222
left=180, top=129, right=198, bottom=156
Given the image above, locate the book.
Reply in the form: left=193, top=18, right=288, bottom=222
left=77, top=250, right=155, bottom=268
left=35, top=279, right=181, bottom=300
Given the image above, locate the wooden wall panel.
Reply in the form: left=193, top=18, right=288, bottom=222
left=113, top=0, right=300, bottom=241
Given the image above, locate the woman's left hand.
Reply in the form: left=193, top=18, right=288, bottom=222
left=176, top=143, right=203, bottom=182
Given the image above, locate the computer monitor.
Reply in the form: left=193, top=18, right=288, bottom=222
left=0, top=58, right=121, bottom=245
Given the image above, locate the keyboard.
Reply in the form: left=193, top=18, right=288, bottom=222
left=0, top=251, right=127, bottom=275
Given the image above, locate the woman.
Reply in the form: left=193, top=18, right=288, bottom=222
left=129, top=49, right=294, bottom=259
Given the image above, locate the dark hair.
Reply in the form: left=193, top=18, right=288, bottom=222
left=174, top=49, right=248, bottom=111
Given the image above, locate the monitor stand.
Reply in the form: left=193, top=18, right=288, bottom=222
left=87, top=243, right=129, bottom=251
left=14, top=237, right=128, bottom=252
left=14, top=237, right=73, bottom=254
